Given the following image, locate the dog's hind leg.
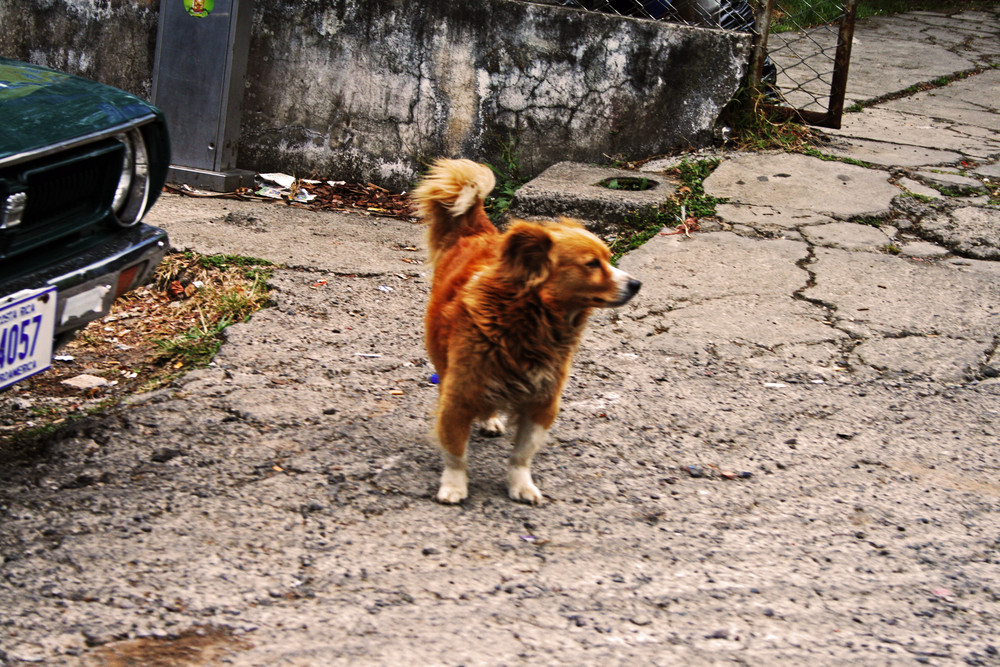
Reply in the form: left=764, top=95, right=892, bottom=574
left=507, top=406, right=557, bottom=504
left=435, top=404, right=475, bottom=504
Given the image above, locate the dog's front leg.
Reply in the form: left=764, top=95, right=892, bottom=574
left=508, top=408, right=556, bottom=504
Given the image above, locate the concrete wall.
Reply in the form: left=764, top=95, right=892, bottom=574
left=0, top=0, right=159, bottom=99
left=0, top=0, right=751, bottom=189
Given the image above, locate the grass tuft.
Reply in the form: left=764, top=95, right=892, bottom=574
left=149, top=254, right=273, bottom=369
left=485, top=134, right=529, bottom=224
left=609, top=157, right=726, bottom=263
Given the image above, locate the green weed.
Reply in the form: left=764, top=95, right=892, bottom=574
left=153, top=314, right=233, bottom=368
left=485, top=134, right=528, bottom=223
left=609, top=158, right=726, bottom=262
left=151, top=255, right=272, bottom=369
left=609, top=206, right=674, bottom=263
left=854, top=216, right=888, bottom=228
left=195, top=253, right=275, bottom=281
left=903, top=191, right=936, bottom=203
left=721, top=88, right=815, bottom=152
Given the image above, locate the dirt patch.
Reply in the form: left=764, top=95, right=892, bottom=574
left=87, top=626, right=248, bottom=667
left=0, top=252, right=271, bottom=456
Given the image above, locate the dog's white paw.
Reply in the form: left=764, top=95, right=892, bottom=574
left=479, top=415, right=505, bottom=437
left=437, top=468, right=468, bottom=504
left=508, top=466, right=543, bottom=504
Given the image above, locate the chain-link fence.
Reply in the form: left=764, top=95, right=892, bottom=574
left=533, top=0, right=858, bottom=128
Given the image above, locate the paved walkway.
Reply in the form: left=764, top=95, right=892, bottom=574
left=517, top=4, right=1000, bottom=384
left=2, top=6, right=999, bottom=666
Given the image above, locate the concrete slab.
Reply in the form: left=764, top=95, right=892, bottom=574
left=897, top=240, right=949, bottom=259
left=943, top=256, right=1000, bottom=277
left=841, top=15, right=977, bottom=104
left=617, top=231, right=844, bottom=360
left=881, top=94, right=1000, bottom=134
left=713, top=203, right=832, bottom=231
left=829, top=108, right=1000, bottom=160
left=851, top=336, right=987, bottom=383
left=634, top=296, right=846, bottom=358
left=915, top=170, right=986, bottom=192
left=509, top=162, right=677, bottom=233
left=896, top=177, right=941, bottom=199
left=144, top=193, right=425, bottom=275
left=804, top=247, right=1000, bottom=341
left=703, top=152, right=899, bottom=220
left=913, top=206, right=1000, bottom=261
left=799, top=222, right=891, bottom=252
left=619, top=231, right=809, bottom=305
left=822, top=136, right=962, bottom=169
left=975, top=161, right=1000, bottom=179
left=935, top=68, right=1000, bottom=112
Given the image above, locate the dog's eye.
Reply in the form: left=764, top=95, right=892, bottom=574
left=586, top=259, right=602, bottom=269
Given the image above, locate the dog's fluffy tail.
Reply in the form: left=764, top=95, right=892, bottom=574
left=412, top=159, right=496, bottom=264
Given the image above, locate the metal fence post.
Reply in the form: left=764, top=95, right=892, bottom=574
left=826, top=0, right=858, bottom=129
left=750, top=0, right=775, bottom=93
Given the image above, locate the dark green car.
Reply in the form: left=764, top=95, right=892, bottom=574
left=0, top=58, right=170, bottom=391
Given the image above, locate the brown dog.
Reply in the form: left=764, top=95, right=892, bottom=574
left=412, top=159, right=641, bottom=504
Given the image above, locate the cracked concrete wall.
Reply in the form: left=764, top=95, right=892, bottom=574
left=0, top=0, right=751, bottom=189
left=241, top=0, right=751, bottom=188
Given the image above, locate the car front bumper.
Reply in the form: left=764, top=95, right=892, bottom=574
left=1, top=222, right=169, bottom=347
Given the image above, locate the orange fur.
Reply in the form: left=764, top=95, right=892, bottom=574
left=412, top=158, right=641, bottom=504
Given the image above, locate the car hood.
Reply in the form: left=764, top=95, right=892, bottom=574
left=0, top=58, right=158, bottom=161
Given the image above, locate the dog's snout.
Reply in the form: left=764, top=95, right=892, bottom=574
left=609, top=275, right=640, bottom=306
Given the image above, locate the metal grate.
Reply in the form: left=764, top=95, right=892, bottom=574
left=1, top=141, right=121, bottom=259
left=533, top=0, right=858, bottom=129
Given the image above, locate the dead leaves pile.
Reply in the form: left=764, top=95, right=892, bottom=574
left=302, top=181, right=413, bottom=218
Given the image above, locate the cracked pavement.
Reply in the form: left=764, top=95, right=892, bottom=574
left=2, top=5, right=1000, bottom=666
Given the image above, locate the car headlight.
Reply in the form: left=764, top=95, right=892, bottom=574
left=112, top=129, right=152, bottom=226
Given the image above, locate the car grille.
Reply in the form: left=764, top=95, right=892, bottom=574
left=0, top=139, right=124, bottom=261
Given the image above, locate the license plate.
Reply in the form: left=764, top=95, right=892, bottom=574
left=0, top=287, right=57, bottom=391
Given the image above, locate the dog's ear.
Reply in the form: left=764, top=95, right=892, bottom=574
left=501, top=222, right=553, bottom=287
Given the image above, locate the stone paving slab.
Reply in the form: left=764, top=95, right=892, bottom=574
left=828, top=107, right=1000, bottom=159
left=702, top=152, right=899, bottom=220
left=799, top=222, right=891, bottom=252
left=509, top=162, right=677, bottom=232
left=913, top=206, right=1000, bottom=260
left=821, top=136, right=962, bottom=169
left=803, top=247, right=1000, bottom=343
